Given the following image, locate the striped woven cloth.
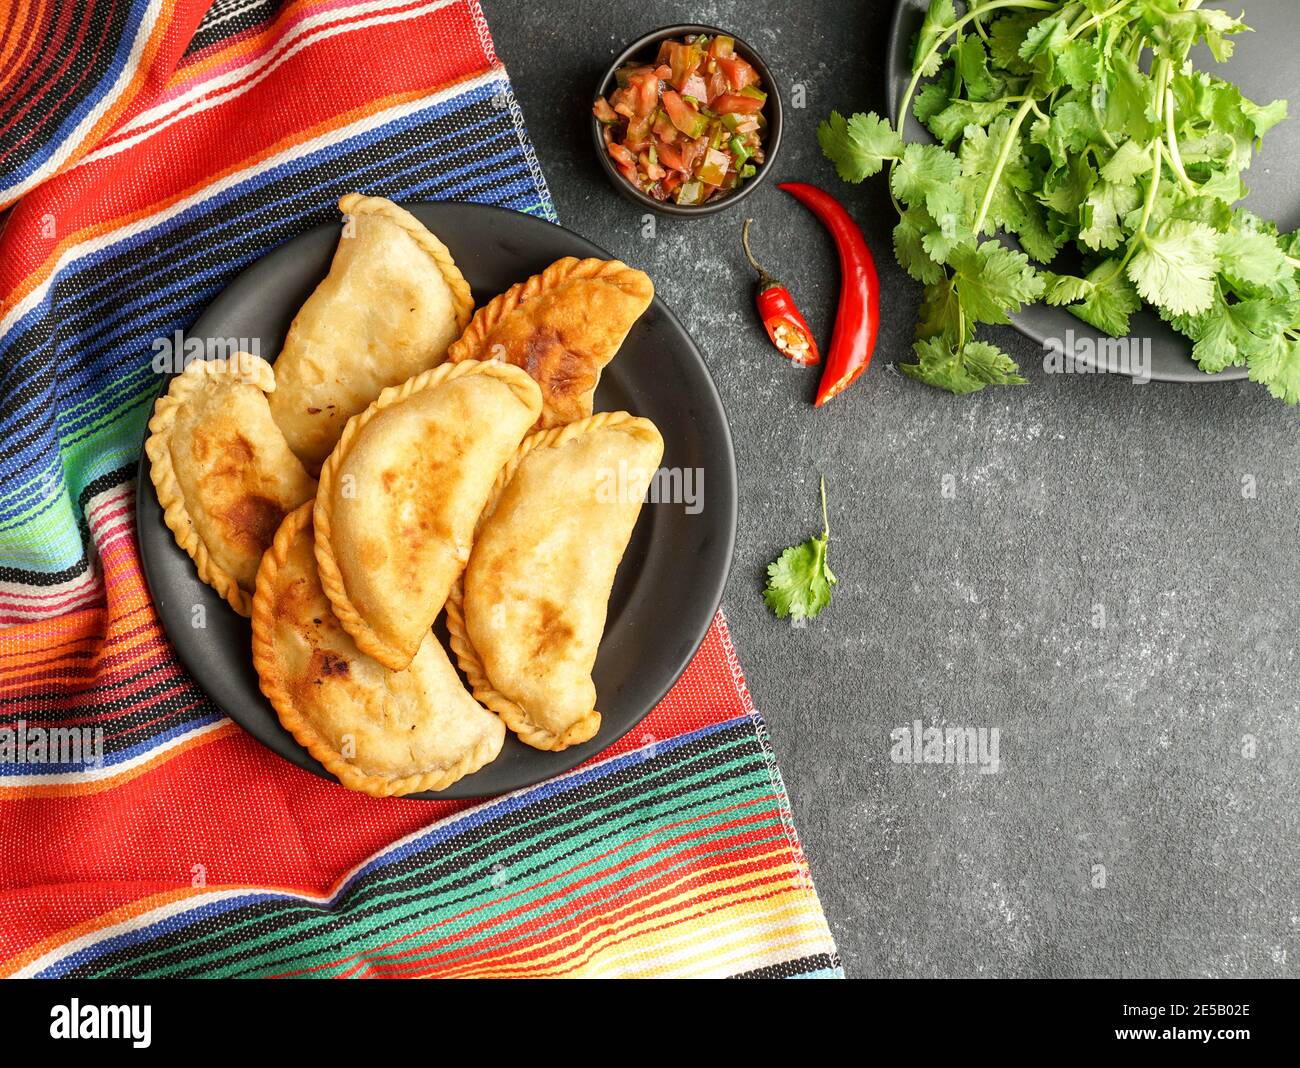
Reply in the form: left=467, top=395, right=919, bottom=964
left=0, top=0, right=841, bottom=978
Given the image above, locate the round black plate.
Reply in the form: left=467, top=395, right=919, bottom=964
left=887, top=0, right=1300, bottom=382
left=135, top=202, right=737, bottom=799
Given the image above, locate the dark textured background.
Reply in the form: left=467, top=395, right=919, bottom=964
left=482, top=0, right=1299, bottom=978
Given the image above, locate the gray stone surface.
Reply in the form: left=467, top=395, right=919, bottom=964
left=482, top=0, right=1298, bottom=978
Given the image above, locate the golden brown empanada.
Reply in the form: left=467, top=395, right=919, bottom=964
left=146, top=355, right=316, bottom=617
left=446, top=411, right=664, bottom=751
left=446, top=257, right=652, bottom=429
left=252, top=503, right=505, bottom=796
left=314, top=359, right=542, bottom=671
left=269, top=194, right=474, bottom=469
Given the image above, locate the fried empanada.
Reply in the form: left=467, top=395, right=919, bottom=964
left=446, top=411, right=664, bottom=751
left=314, top=360, right=542, bottom=671
left=446, top=257, right=652, bottom=429
left=269, top=194, right=474, bottom=469
left=146, top=355, right=316, bottom=617
left=252, top=504, right=505, bottom=796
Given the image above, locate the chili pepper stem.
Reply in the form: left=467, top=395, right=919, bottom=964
left=741, top=218, right=779, bottom=287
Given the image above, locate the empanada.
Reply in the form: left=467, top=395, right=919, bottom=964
left=446, top=257, right=653, bottom=429
left=269, top=194, right=474, bottom=469
left=252, top=503, right=505, bottom=796
left=314, top=359, right=542, bottom=671
left=146, top=355, right=316, bottom=617
left=446, top=411, right=664, bottom=751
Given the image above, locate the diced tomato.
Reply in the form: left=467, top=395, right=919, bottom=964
left=640, top=152, right=666, bottom=181
left=662, top=172, right=684, bottom=196
left=681, top=73, right=709, bottom=102
left=652, top=111, right=678, bottom=142
left=712, top=92, right=764, bottom=115
left=718, top=55, right=758, bottom=92
left=629, top=71, right=660, bottom=117
left=662, top=90, right=706, bottom=137
left=707, top=35, right=734, bottom=60
left=623, top=115, right=652, bottom=152
left=592, top=97, right=617, bottom=123
left=687, top=135, right=710, bottom=171
left=699, top=147, right=730, bottom=186
left=607, top=142, right=636, bottom=168
left=666, top=41, right=702, bottom=90
left=706, top=67, right=728, bottom=105
left=655, top=139, right=686, bottom=172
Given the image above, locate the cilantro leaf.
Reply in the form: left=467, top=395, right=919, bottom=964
left=891, top=143, right=965, bottom=233
left=1216, top=229, right=1290, bottom=295
left=949, top=241, right=1044, bottom=325
left=894, top=210, right=947, bottom=285
left=1099, top=140, right=1152, bottom=186
left=1079, top=179, right=1142, bottom=252
left=1247, top=333, right=1300, bottom=405
left=1127, top=219, right=1220, bottom=316
left=1046, top=261, right=1142, bottom=337
left=913, top=0, right=958, bottom=78
left=817, top=111, right=903, bottom=183
left=764, top=478, right=837, bottom=622
left=952, top=33, right=1000, bottom=102
left=902, top=337, right=1027, bottom=394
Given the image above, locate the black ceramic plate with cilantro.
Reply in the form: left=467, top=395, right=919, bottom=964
left=823, top=0, right=1299, bottom=396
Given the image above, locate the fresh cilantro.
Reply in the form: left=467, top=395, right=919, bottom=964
left=764, top=477, right=837, bottom=622
left=816, top=0, right=1299, bottom=403
left=816, top=111, right=903, bottom=183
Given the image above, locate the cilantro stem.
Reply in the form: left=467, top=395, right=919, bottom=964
left=818, top=475, right=830, bottom=539
left=972, top=97, right=1035, bottom=236
left=1162, top=87, right=1197, bottom=195
left=1065, top=0, right=1130, bottom=41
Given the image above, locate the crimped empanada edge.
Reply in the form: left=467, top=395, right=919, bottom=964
left=444, top=410, right=663, bottom=752
left=313, top=359, right=542, bottom=671
left=252, top=502, right=504, bottom=797
left=145, top=354, right=280, bottom=618
left=336, top=193, right=474, bottom=330
left=445, top=256, right=654, bottom=364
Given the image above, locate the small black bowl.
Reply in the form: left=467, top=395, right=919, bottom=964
left=591, top=24, right=783, bottom=217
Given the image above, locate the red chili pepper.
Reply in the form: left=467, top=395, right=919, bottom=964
left=778, top=181, right=880, bottom=406
left=740, top=218, right=820, bottom=367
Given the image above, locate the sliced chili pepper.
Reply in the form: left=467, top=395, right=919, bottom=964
left=740, top=218, right=820, bottom=367
left=778, top=181, right=879, bottom=406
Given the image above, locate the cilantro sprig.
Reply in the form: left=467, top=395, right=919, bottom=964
left=818, top=0, right=1299, bottom=404
left=764, top=477, right=837, bottom=622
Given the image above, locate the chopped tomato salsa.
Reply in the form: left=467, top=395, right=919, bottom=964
left=594, top=33, right=767, bottom=206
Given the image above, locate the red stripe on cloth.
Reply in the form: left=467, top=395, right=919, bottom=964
left=0, top=1, right=494, bottom=300
left=0, top=618, right=751, bottom=963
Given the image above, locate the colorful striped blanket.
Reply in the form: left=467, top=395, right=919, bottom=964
left=0, top=0, right=841, bottom=978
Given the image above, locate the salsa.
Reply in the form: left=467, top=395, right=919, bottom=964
left=593, top=33, right=767, bottom=206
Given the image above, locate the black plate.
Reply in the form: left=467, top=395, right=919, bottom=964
left=135, top=202, right=737, bottom=799
left=887, top=0, right=1300, bottom=382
